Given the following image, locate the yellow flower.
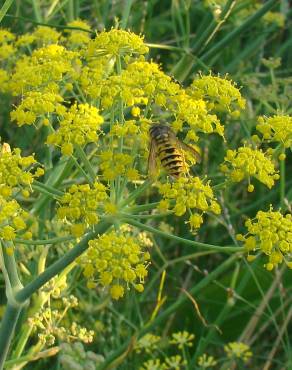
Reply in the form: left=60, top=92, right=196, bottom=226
left=79, top=230, right=150, bottom=300
left=162, top=355, right=186, bottom=369
left=257, top=115, right=292, bottom=148
left=57, top=182, right=108, bottom=235
left=239, top=208, right=292, bottom=270
left=134, top=333, right=161, bottom=354
left=11, top=90, right=64, bottom=126
left=0, top=145, right=43, bottom=197
left=110, top=285, right=124, bottom=300
left=99, top=152, right=137, bottom=181
left=0, top=69, right=9, bottom=93
left=65, top=20, right=91, bottom=47
left=157, top=177, right=221, bottom=233
left=9, top=44, right=80, bottom=94
left=188, top=74, right=246, bottom=114
left=46, top=103, right=103, bottom=154
left=170, top=331, right=195, bottom=349
left=0, top=29, right=16, bottom=61
left=87, top=28, right=148, bottom=58
left=221, top=146, right=279, bottom=190
left=140, top=359, right=161, bottom=370
left=30, top=26, right=61, bottom=45
left=197, top=353, right=217, bottom=368
left=0, top=197, right=30, bottom=242
left=224, top=342, right=252, bottom=363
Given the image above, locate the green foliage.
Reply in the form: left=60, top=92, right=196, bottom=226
left=0, top=1, right=291, bottom=370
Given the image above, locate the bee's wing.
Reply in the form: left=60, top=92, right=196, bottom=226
left=179, top=141, right=201, bottom=163
left=168, top=131, right=201, bottom=164
left=148, top=138, right=159, bottom=179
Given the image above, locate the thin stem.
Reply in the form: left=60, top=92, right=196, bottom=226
left=14, top=235, right=74, bottom=246
left=120, top=0, right=133, bottom=29
left=0, top=304, right=23, bottom=370
left=122, top=217, right=241, bottom=253
left=31, top=0, right=42, bottom=22
left=15, top=220, right=112, bottom=303
left=0, top=0, right=14, bottom=23
left=280, top=149, right=286, bottom=210
left=32, top=180, right=64, bottom=198
left=126, top=202, right=160, bottom=213
left=75, top=145, right=96, bottom=183
left=67, top=0, right=74, bottom=21
left=2, top=249, right=23, bottom=290
left=120, top=180, right=153, bottom=207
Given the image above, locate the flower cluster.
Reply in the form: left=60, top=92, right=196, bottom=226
left=46, top=103, right=104, bottom=155
left=162, top=355, right=186, bottom=369
left=256, top=115, right=292, bottom=148
left=86, top=28, right=149, bottom=58
left=237, top=208, right=292, bottom=270
left=172, top=92, right=224, bottom=141
left=11, top=90, right=64, bottom=127
left=220, top=147, right=279, bottom=191
left=99, top=151, right=140, bottom=181
left=140, top=359, right=162, bottom=370
left=0, top=196, right=31, bottom=245
left=139, top=356, right=187, bottom=370
left=197, top=353, right=217, bottom=368
left=0, top=143, right=44, bottom=198
left=157, top=177, right=221, bottom=232
left=57, top=182, right=108, bottom=237
left=0, top=29, right=15, bottom=60
left=224, top=342, right=252, bottom=363
left=188, top=75, right=246, bottom=116
left=170, top=331, right=195, bottom=349
left=29, top=296, right=94, bottom=345
left=9, top=44, right=79, bottom=95
left=29, top=26, right=61, bottom=45
left=80, top=230, right=150, bottom=299
left=135, top=333, right=161, bottom=354
left=98, top=60, right=179, bottom=109
left=64, top=20, right=91, bottom=47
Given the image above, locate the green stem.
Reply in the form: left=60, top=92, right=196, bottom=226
left=75, top=145, right=96, bottom=183
left=97, top=254, right=239, bottom=370
left=280, top=150, right=286, bottom=210
left=126, top=202, right=160, bottom=213
left=0, top=0, right=14, bottom=23
left=14, top=235, right=74, bottom=246
left=120, top=180, right=153, bottom=207
left=15, top=220, right=112, bottom=303
left=4, top=14, right=94, bottom=33
left=31, top=0, right=42, bottom=22
left=32, top=180, right=64, bottom=198
left=2, top=249, right=23, bottom=290
left=0, top=246, right=24, bottom=370
left=115, top=55, right=125, bottom=203
left=120, top=0, right=133, bottom=29
left=67, top=0, right=74, bottom=21
left=71, top=155, right=93, bottom=184
left=122, top=217, right=241, bottom=254
left=0, top=304, right=23, bottom=370
left=32, top=157, right=74, bottom=215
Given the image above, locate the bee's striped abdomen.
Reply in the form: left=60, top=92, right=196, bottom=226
left=156, top=137, right=187, bottom=178
left=149, top=123, right=190, bottom=178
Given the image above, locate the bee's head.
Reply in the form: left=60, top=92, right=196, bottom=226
left=149, top=123, right=170, bottom=137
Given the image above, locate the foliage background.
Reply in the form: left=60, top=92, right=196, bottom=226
left=0, top=0, right=291, bottom=369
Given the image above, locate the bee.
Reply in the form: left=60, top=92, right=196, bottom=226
left=148, top=123, right=201, bottom=179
